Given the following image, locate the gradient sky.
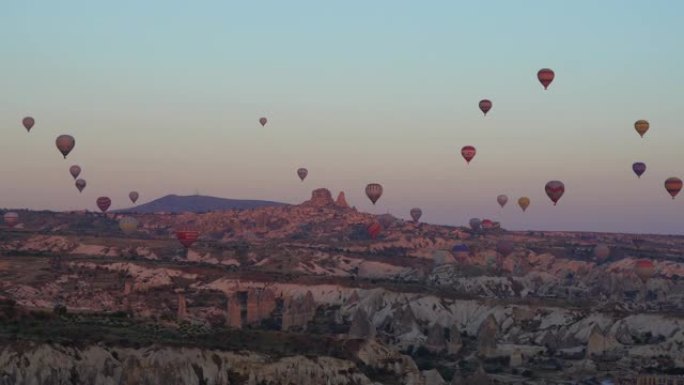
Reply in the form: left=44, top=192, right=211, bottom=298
left=1, top=1, right=683, bottom=234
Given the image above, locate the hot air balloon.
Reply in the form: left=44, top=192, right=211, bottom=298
left=461, top=146, right=476, bottom=164
left=22, top=117, right=35, bottom=132
left=634, top=259, right=655, bottom=283
left=545, top=180, right=565, bottom=206
left=496, top=240, right=514, bottom=257
left=297, top=168, right=308, bottom=181
left=4, top=212, right=19, bottom=228
left=451, top=243, right=470, bottom=261
left=497, top=194, right=508, bottom=208
left=518, top=197, right=530, bottom=212
left=632, top=162, right=646, bottom=178
left=365, top=183, right=383, bottom=205
left=664, top=177, right=682, bottom=199
left=55, top=135, right=75, bottom=159
left=410, top=208, right=422, bottom=222
left=75, top=179, right=86, bottom=193
left=176, top=230, right=200, bottom=249
left=129, top=191, right=139, bottom=204
left=593, top=244, right=610, bottom=261
left=537, top=68, right=555, bottom=90
left=634, top=120, right=649, bottom=138
left=367, top=222, right=382, bottom=239
left=479, top=99, right=492, bottom=116
left=378, top=214, right=397, bottom=229
left=119, top=217, right=139, bottom=235
left=481, top=219, right=494, bottom=229
left=69, top=165, right=81, bottom=180
left=259, top=117, right=268, bottom=127
left=96, top=197, right=111, bottom=213
left=469, top=218, right=481, bottom=231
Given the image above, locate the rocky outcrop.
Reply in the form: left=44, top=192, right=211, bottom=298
left=477, top=314, right=498, bottom=357
left=349, top=307, right=375, bottom=339
left=447, top=324, right=463, bottom=355
left=226, top=292, right=241, bottom=329
left=282, top=291, right=316, bottom=331
left=303, top=188, right=335, bottom=208
left=425, top=323, right=447, bottom=353
left=335, top=192, right=349, bottom=208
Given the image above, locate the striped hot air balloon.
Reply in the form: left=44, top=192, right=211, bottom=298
left=176, top=230, right=200, bottom=249
left=545, top=180, right=565, bottom=206
left=664, top=177, right=682, bottom=199
left=365, top=183, right=383, bottom=205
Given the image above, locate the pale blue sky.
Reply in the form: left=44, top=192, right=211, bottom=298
left=1, top=1, right=683, bottom=234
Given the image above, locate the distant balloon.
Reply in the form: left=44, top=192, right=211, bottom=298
left=22, top=117, right=35, bottom=132
left=632, top=162, right=646, bottom=178
left=55, top=135, right=75, bottom=159
left=75, top=179, right=86, bottom=193
left=367, top=222, right=382, bottom=239
left=176, top=230, right=200, bottom=249
left=297, top=168, right=308, bottom=181
left=497, top=194, right=508, bottom=208
left=451, top=243, right=470, bottom=261
left=481, top=219, right=495, bottom=229
left=461, top=145, right=476, bottom=164
left=469, top=218, right=481, bottom=231
left=545, top=180, right=565, bottom=206
left=365, top=183, right=383, bottom=205
left=537, top=68, right=555, bottom=90
left=634, top=120, right=649, bottom=138
left=119, top=217, right=139, bottom=235
left=4, top=212, right=19, bottom=228
left=479, top=99, right=492, bottom=116
left=634, top=259, right=655, bottom=283
left=259, top=117, right=268, bottom=127
left=518, top=197, right=530, bottom=212
left=96, top=197, right=111, bottom=213
left=496, top=240, right=514, bottom=257
left=69, top=165, right=81, bottom=180
left=129, top=191, right=139, bottom=204
left=410, top=208, right=422, bottom=222
left=593, top=244, right=610, bottom=261
left=664, top=177, right=682, bottom=199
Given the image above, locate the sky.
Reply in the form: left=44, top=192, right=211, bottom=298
left=1, top=0, right=683, bottom=234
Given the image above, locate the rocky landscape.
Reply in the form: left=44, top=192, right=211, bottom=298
left=1, top=188, right=683, bottom=384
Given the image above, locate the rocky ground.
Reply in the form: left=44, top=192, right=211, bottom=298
left=1, top=188, right=683, bottom=384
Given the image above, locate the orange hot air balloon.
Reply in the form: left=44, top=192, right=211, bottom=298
left=367, top=222, right=382, bottom=239
left=665, top=177, right=682, bottom=199
left=365, top=183, right=383, bottom=205
left=537, top=68, right=555, bottom=90
left=75, top=179, right=86, bottom=193
left=176, top=230, right=200, bottom=248
left=545, top=180, right=565, bottom=206
left=461, top=145, right=476, bottom=164
left=69, top=165, right=81, bottom=180
left=22, top=117, right=35, bottom=132
left=297, top=168, right=308, bottom=181
left=518, top=197, right=530, bottom=212
left=55, top=135, right=75, bottom=159
left=4, top=212, right=19, bottom=228
left=634, top=259, right=655, bottom=283
left=259, top=117, right=268, bottom=127
left=634, top=120, right=649, bottom=138
left=96, top=197, right=111, bottom=213
left=129, top=191, right=139, bottom=204
left=410, top=208, right=422, bottom=222
left=479, top=99, right=492, bottom=116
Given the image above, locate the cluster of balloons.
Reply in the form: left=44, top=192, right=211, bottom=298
left=630, top=120, right=682, bottom=199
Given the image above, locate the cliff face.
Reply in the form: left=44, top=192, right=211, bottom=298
left=0, top=343, right=374, bottom=385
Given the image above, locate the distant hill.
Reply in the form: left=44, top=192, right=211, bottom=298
left=115, top=194, right=289, bottom=214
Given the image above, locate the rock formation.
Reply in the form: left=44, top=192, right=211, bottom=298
left=348, top=307, right=375, bottom=339
left=477, top=314, right=498, bottom=357
left=226, top=292, right=242, bottom=329
left=335, top=192, right=349, bottom=208
left=175, top=289, right=187, bottom=321
left=447, top=324, right=462, bottom=355
left=282, top=291, right=316, bottom=331
left=425, top=323, right=447, bottom=353
left=303, top=188, right=335, bottom=208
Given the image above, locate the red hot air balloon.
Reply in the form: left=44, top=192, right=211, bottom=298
left=367, top=222, right=382, bottom=239
left=56, top=135, right=75, bottom=159
left=478, top=99, right=492, bottom=116
left=259, top=117, right=268, bottom=127
left=69, top=165, right=81, bottom=180
left=665, top=177, right=682, bottom=199
left=365, top=183, right=383, bottom=205
left=297, top=168, right=308, bottom=181
left=129, top=191, right=139, bottom=204
left=4, top=212, right=19, bottom=228
left=632, top=162, right=646, bottom=178
left=22, top=117, right=35, bottom=132
left=176, top=230, right=200, bottom=248
left=96, top=197, right=111, bottom=213
left=545, top=180, right=565, bottom=206
left=481, top=219, right=494, bottom=229
left=537, top=68, right=555, bottom=90
left=461, top=146, right=476, bottom=164
left=634, top=259, right=655, bottom=283
left=75, top=179, right=86, bottom=193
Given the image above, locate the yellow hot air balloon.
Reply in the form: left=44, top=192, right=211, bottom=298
left=518, top=197, right=530, bottom=212
left=119, top=217, right=139, bottom=235
left=634, top=120, right=649, bottom=138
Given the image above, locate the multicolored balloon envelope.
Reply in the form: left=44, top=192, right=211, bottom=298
left=176, top=230, right=200, bottom=248
left=461, top=146, right=476, bottom=164
left=545, top=180, right=565, bottom=206
left=96, top=197, right=111, bottom=213
left=365, top=183, right=383, bottom=205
